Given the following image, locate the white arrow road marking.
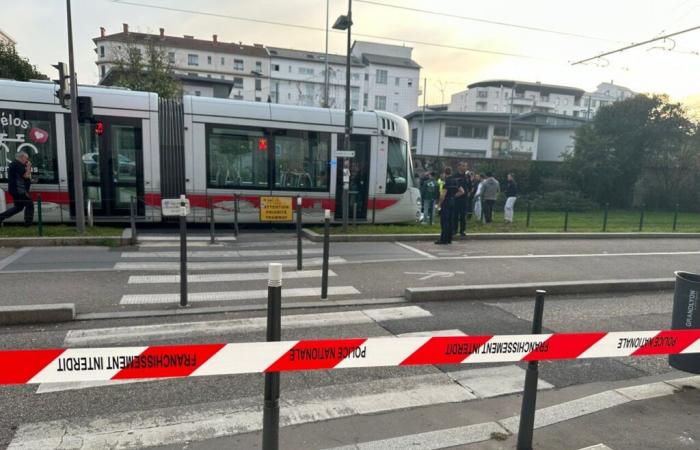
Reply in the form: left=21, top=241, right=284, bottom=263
left=405, top=270, right=456, bottom=281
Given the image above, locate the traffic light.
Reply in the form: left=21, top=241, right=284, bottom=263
left=77, top=96, right=93, bottom=122
left=52, top=62, right=70, bottom=109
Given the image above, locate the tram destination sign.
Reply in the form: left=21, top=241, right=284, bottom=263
left=335, top=150, right=355, bottom=158
left=161, top=198, right=190, bottom=216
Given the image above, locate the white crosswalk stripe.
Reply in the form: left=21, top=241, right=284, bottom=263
left=120, top=286, right=361, bottom=304
left=121, top=248, right=324, bottom=258
left=128, top=269, right=335, bottom=284
left=114, top=256, right=346, bottom=271
left=138, top=235, right=237, bottom=242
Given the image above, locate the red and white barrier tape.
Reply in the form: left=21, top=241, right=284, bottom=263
left=1, top=329, right=699, bottom=385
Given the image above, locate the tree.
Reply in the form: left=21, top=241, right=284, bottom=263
left=565, top=94, right=694, bottom=207
left=0, top=42, right=48, bottom=81
left=110, top=37, right=181, bottom=99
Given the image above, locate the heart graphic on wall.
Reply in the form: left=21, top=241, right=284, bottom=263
left=29, top=127, right=49, bottom=144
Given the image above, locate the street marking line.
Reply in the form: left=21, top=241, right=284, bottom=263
left=138, top=236, right=237, bottom=242
left=120, top=286, right=361, bottom=304
left=398, top=329, right=466, bottom=337
left=121, top=249, right=323, bottom=258
left=138, top=242, right=225, bottom=248
left=447, top=365, right=554, bottom=399
left=114, top=257, right=347, bottom=271
left=616, top=382, right=676, bottom=401
left=128, top=269, right=335, bottom=284
left=0, top=247, right=32, bottom=271
left=394, top=241, right=437, bottom=259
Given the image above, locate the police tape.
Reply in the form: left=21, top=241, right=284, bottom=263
left=1, top=329, right=699, bottom=385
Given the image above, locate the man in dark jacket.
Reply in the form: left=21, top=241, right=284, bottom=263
left=453, top=161, right=472, bottom=237
left=0, top=151, right=34, bottom=226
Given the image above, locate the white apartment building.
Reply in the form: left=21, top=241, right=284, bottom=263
left=351, top=41, right=421, bottom=116
left=94, top=25, right=270, bottom=101
left=267, top=47, right=365, bottom=109
left=579, top=82, right=636, bottom=119
left=0, top=29, right=16, bottom=46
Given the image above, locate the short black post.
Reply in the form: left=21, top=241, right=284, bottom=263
left=603, top=203, right=609, bottom=232
left=563, top=207, right=569, bottom=232
left=262, top=263, right=282, bottom=450
left=371, top=197, right=376, bottom=224
left=638, top=204, right=645, bottom=232
left=673, top=204, right=679, bottom=231
left=130, top=195, right=137, bottom=245
left=516, top=290, right=546, bottom=450
left=179, top=195, right=188, bottom=307
left=209, top=198, right=216, bottom=244
left=296, top=196, right=302, bottom=271
left=37, top=194, right=43, bottom=237
left=352, top=201, right=357, bottom=229
left=429, top=200, right=434, bottom=226
left=321, top=209, right=330, bottom=299
left=526, top=201, right=531, bottom=228
left=233, top=194, right=240, bottom=237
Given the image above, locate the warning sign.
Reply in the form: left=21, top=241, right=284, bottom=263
left=260, top=196, right=293, bottom=222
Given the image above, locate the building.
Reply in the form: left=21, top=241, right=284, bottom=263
left=0, top=29, right=16, bottom=46
left=267, top=47, right=364, bottom=109
left=94, top=25, right=270, bottom=101
left=405, top=110, right=588, bottom=161
left=579, top=82, right=636, bottom=119
left=352, top=41, right=421, bottom=116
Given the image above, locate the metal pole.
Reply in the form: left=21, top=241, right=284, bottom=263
left=296, top=196, right=302, bottom=271
left=371, top=196, right=376, bottom=224
left=233, top=194, right=239, bottom=237
left=262, top=263, right=282, bottom=450
left=673, top=203, right=679, bottom=231
left=66, top=0, right=85, bottom=234
left=516, top=290, right=546, bottom=450
left=130, top=196, right=137, bottom=245
left=638, top=204, right=645, bottom=232
left=352, top=200, right=357, bottom=229
left=506, top=83, right=515, bottom=156
left=526, top=201, right=531, bottom=228
left=420, top=77, right=426, bottom=155
left=321, top=209, right=330, bottom=299
left=564, top=207, right=569, bottom=232
left=342, top=0, right=353, bottom=233
left=603, top=203, right=609, bottom=232
left=37, top=194, right=43, bottom=237
left=179, top=194, right=188, bottom=307
left=209, top=198, right=215, bottom=244
left=323, top=0, right=330, bottom=107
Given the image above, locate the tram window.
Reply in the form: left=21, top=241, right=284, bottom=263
left=206, top=126, right=268, bottom=189
left=273, top=130, right=330, bottom=191
left=386, top=137, right=408, bottom=194
left=0, top=109, right=58, bottom=183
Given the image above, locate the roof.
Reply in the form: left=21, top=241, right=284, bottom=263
left=267, top=47, right=364, bottom=67
left=0, top=29, right=16, bottom=45
left=361, top=53, right=421, bottom=69
left=467, top=80, right=585, bottom=97
left=94, top=32, right=268, bottom=58
left=404, top=110, right=588, bottom=128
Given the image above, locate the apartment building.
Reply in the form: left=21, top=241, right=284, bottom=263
left=580, top=82, right=636, bottom=119
left=94, top=25, right=270, bottom=101
left=0, top=29, right=16, bottom=46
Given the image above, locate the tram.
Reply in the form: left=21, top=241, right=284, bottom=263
left=0, top=79, right=421, bottom=223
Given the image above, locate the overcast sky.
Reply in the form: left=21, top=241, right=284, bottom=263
left=4, top=0, right=700, bottom=108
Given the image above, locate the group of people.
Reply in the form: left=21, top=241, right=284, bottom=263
left=419, top=163, right=518, bottom=245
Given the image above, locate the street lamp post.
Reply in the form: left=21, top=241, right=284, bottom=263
left=333, top=0, right=353, bottom=232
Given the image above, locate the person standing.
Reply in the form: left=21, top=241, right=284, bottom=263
left=453, top=162, right=472, bottom=237
left=420, top=172, right=438, bottom=224
left=481, top=172, right=500, bottom=223
left=504, top=173, right=518, bottom=223
left=472, top=173, right=483, bottom=223
left=0, top=151, right=34, bottom=226
left=435, top=167, right=460, bottom=244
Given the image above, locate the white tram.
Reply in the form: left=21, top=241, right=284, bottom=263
left=0, top=79, right=421, bottom=224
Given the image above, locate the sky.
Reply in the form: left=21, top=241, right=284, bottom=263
left=4, top=0, right=700, bottom=109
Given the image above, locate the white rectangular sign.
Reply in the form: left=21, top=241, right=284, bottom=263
left=336, top=150, right=355, bottom=158
left=161, top=198, right=190, bottom=216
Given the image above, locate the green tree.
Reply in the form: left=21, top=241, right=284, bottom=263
left=110, top=38, right=181, bottom=99
left=565, top=94, right=694, bottom=207
left=0, top=42, right=48, bottom=81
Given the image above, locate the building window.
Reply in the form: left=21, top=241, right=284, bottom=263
left=99, top=46, right=105, bottom=57
left=444, top=124, right=488, bottom=139
left=352, top=73, right=360, bottom=81
left=221, top=75, right=225, bottom=80
left=234, top=59, right=244, bottom=71
left=411, top=128, right=418, bottom=147
left=233, top=94, right=244, bottom=100
left=477, top=90, right=488, bottom=98
left=376, top=69, right=388, bottom=84
left=363, top=93, right=368, bottom=107
left=393, top=102, right=399, bottom=112
left=220, top=57, right=225, bottom=65
left=187, top=54, right=199, bottom=66
left=272, top=64, right=280, bottom=71
left=408, top=79, right=413, bottom=87
left=207, top=74, right=211, bottom=78
left=476, top=102, right=487, bottom=111
left=298, top=67, right=314, bottom=75
left=394, top=77, right=400, bottom=86
left=100, top=65, right=105, bottom=77
left=233, top=77, right=244, bottom=89
left=541, top=94, right=549, bottom=102
left=207, top=56, right=212, bottom=65
left=374, top=95, right=386, bottom=110
left=255, top=61, right=262, bottom=72
left=289, top=65, right=292, bottom=72
left=255, top=79, right=262, bottom=91
left=168, top=52, right=175, bottom=64
left=364, top=73, right=369, bottom=81
left=255, top=97, right=261, bottom=102
left=195, top=91, right=201, bottom=97
left=511, top=127, right=535, bottom=142
left=494, top=126, right=508, bottom=137
left=274, top=130, right=330, bottom=190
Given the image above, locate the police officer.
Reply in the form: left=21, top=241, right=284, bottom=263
left=435, top=167, right=463, bottom=245
left=453, top=161, right=472, bottom=237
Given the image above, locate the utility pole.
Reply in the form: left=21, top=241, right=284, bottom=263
left=323, top=0, right=330, bottom=108
left=66, top=0, right=85, bottom=233
left=506, top=82, right=515, bottom=157
left=420, top=77, right=426, bottom=155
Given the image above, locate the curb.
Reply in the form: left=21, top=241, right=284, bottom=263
left=0, top=235, right=126, bottom=247
left=0, top=303, right=75, bottom=325
left=405, top=278, right=675, bottom=302
left=302, top=229, right=700, bottom=243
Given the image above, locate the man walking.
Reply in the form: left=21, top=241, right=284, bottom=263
left=504, top=173, right=518, bottom=223
left=481, top=172, right=499, bottom=223
left=0, top=151, right=34, bottom=226
left=419, top=172, right=438, bottom=224
left=453, top=162, right=472, bottom=237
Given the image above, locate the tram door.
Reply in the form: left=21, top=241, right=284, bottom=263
left=70, top=117, right=144, bottom=217
left=335, top=135, right=370, bottom=220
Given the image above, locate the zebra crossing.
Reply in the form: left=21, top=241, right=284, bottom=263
left=12, top=303, right=556, bottom=450
left=114, top=234, right=358, bottom=306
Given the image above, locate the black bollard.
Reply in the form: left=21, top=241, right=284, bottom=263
left=130, top=195, right=137, bottom=245
left=564, top=207, right=569, bottom=232
left=673, top=204, right=679, bottom=231
left=179, top=195, right=188, bottom=307
left=371, top=197, right=376, bottom=224
left=262, top=263, right=282, bottom=450
left=321, top=209, right=330, bottom=299
left=296, top=196, right=302, bottom=271
left=516, top=290, right=546, bottom=450
left=603, top=203, right=609, bottom=232
left=352, top=201, right=357, bottom=229
left=209, top=198, right=216, bottom=244
left=638, top=204, right=645, bottom=232
left=37, top=194, right=43, bottom=237
left=526, top=201, right=531, bottom=228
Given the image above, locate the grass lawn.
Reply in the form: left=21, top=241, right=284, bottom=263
left=0, top=224, right=125, bottom=238
left=312, top=209, right=700, bottom=234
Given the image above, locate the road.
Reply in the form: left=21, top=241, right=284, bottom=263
left=0, top=231, right=697, bottom=449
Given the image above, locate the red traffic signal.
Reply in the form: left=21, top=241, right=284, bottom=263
left=94, top=120, right=104, bottom=136
left=258, top=137, right=268, bottom=151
